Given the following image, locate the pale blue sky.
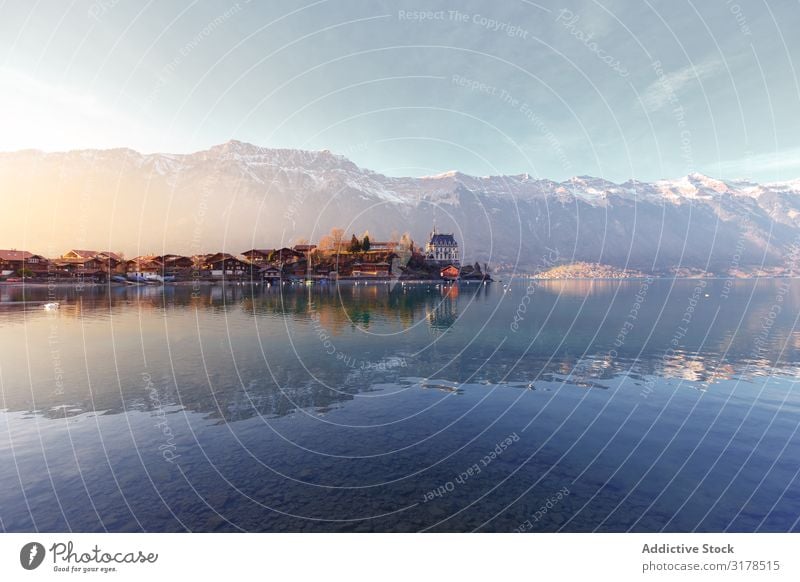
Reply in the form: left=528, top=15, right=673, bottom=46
left=1, top=0, right=798, bottom=182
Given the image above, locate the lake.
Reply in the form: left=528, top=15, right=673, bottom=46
left=1, top=278, right=799, bottom=532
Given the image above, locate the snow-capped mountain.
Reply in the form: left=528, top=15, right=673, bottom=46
left=1, top=140, right=798, bottom=274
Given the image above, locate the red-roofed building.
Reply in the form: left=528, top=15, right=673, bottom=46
left=440, top=264, right=460, bottom=280
left=0, top=249, right=49, bottom=278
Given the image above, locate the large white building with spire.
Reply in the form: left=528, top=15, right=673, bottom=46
left=424, top=225, right=460, bottom=266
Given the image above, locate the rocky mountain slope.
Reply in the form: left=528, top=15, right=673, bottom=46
left=1, top=140, right=798, bottom=274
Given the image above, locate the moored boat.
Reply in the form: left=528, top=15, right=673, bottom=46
left=127, top=273, right=164, bottom=285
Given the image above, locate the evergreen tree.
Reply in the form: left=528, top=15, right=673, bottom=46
left=362, top=235, right=371, bottom=252
left=349, top=234, right=361, bottom=253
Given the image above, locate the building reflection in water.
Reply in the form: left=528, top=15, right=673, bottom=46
left=0, top=279, right=798, bottom=422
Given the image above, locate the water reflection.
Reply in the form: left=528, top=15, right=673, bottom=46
left=2, top=278, right=800, bottom=533
left=1, top=279, right=799, bottom=423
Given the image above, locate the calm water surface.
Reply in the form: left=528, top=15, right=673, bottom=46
left=1, top=279, right=799, bottom=532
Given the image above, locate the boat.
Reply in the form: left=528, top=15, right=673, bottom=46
left=43, top=302, right=60, bottom=311
left=127, top=273, right=164, bottom=285
left=111, top=275, right=128, bottom=284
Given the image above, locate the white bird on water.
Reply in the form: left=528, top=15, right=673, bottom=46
left=43, top=302, right=60, bottom=310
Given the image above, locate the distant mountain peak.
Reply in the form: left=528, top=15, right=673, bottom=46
left=421, top=170, right=463, bottom=180
left=206, top=139, right=266, bottom=156
left=684, top=172, right=730, bottom=190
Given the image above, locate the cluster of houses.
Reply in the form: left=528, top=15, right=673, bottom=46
left=0, top=247, right=321, bottom=283
left=0, top=227, right=488, bottom=284
left=244, top=242, right=399, bottom=281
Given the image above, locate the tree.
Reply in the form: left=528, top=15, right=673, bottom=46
left=330, top=228, right=345, bottom=251
left=318, top=235, right=334, bottom=251
left=362, top=235, right=371, bottom=252
left=349, top=234, right=361, bottom=253
left=398, top=232, right=414, bottom=253
left=393, top=232, right=414, bottom=272
left=474, top=262, right=482, bottom=273
left=18, top=268, right=33, bottom=279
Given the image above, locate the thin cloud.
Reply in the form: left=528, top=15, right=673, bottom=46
left=715, top=147, right=800, bottom=179
left=642, top=57, right=725, bottom=112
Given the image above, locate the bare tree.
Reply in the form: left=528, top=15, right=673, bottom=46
left=330, top=228, right=345, bottom=249
left=399, top=232, right=413, bottom=251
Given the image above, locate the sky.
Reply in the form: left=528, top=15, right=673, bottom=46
left=0, top=0, right=799, bottom=183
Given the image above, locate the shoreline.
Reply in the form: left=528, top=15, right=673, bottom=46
left=2, top=275, right=800, bottom=289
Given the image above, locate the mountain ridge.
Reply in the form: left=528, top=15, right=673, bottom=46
left=2, top=139, right=791, bottom=189
left=1, top=140, right=799, bottom=274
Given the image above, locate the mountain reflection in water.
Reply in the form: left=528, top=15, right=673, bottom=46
left=1, top=278, right=799, bottom=532
left=0, top=279, right=798, bottom=422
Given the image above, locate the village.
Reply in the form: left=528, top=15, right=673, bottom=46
left=0, top=226, right=492, bottom=285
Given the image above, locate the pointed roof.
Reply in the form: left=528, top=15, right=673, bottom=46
left=95, top=251, right=122, bottom=261
left=0, top=249, right=36, bottom=261
left=66, top=249, right=99, bottom=259
left=241, top=248, right=274, bottom=256
left=0, top=249, right=44, bottom=261
left=430, top=233, right=457, bottom=245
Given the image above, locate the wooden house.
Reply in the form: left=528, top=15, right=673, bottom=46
left=59, top=250, right=122, bottom=278
left=162, top=255, right=194, bottom=270
left=241, top=249, right=274, bottom=264
left=61, top=249, right=100, bottom=262
left=293, top=244, right=317, bottom=256
left=201, top=253, right=252, bottom=280
left=126, top=256, right=163, bottom=275
left=352, top=261, right=390, bottom=278
left=94, top=251, right=123, bottom=273
left=161, top=254, right=193, bottom=267
left=54, top=250, right=103, bottom=279
left=261, top=265, right=282, bottom=282
left=0, top=249, right=49, bottom=278
left=272, top=247, right=304, bottom=264
left=284, top=259, right=308, bottom=279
